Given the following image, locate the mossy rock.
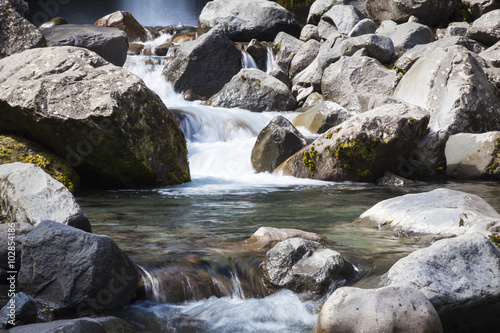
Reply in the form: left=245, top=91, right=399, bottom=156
left=0, top=135, right=80, bottom=192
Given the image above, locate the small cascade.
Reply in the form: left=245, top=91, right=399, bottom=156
left=241, top=50, right=259, bottom=69
left=265, top=45, right=281, bottom=73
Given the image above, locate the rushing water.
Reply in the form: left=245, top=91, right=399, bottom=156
left=74, top=35, right=500, bottom=332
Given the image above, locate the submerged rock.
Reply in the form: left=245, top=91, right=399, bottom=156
left=0, top=46, right=190, bottom=188
left=292, top=101, right=352, bottom=134
left=41, top=24, right=128, bottom=67
left=314, top=286, right=442, bottom=333
left=0, top=0, right=45, bottom=59
left=356, top=188, right=500, bottom=238
left=0, top=163, right=91, bottom=232
left=251, top=116, right=306, bottom=173
left=383, top=233, right=500, bottom=332
left=275, top=103, right=429, bottom=182
left=19, top=221, right=139, bottom=316
left=263, top=238, right=354, bottom=294
left=207, top=69, right=296, bottom=112
left=198, top=0, right=300, bottom=42
left=95, top=11, right=149, bottom=42
left=243, top=227, right=328, bottom=250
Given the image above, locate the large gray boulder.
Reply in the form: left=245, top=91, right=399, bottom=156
left=383, top=233, right=500, bottom=332
left=197, top=0, right=300, bottom=42
left=300, top=24, right=320, bottom=42
left=319, top=5, right=365, bottom=35
left=290, top=39, right=321, bottom=78
left=314, top=286, right=442, bottom=333
left=8, top=317, right=134, bottom=333
left=274, top=32, right=304, bottom=76
left=0, top=163, right=90, bottom=232
left=163, top=28, right=241, bottom=98
left=242, top=227, right=329, bottom=251
left=275, top=103, right=429, bottom=182
left=365, top=0, right=459, bottom=25
left=446, top=132, right=500, bottom=179
left=19, top=221, right=139, bottom=316
left=307, top=0, right=335, bottom=25
left=340, top=34, right=394, bottom=64
left=0, top=222, right=32, bottom=282
left=480, top=40, right=500, bottom=67
left=348, top=18, right=378, bottom=37
left=0, top=0, right=45, bottom=59
left=263, top=238, right=355, bottom=294
left=321, top=55, right=401, bottom=112
left=356, top=188, right=500, bottom=238
left=0, top=47, right=190, bottom=188
left=394, top=46, right=500, bottom=171
left=376, top=21, right=436, bottom=54
left=466, top=9, right=500, bottom=46
left=395, top=36, right=486, bottom=73
left=292, top=101, right=353, bottom=134
left=251, top=116, right=306, bottom=173
left=41, top=24, right=128, bottom=67
left=207, top=69, right=297, bottom=112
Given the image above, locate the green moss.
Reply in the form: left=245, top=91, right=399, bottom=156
left=326, top=133, right=332, bottom=139
left=256, top=81, right=261, bottom=87
left=459, top=218, right=464, bottom=227
left=335, top=139, right=377, bottom=162
left=241, top=75, right=247, bottom=80
left=301, top=146, right=320, bottom=176
left=491, top=233, right=500, bottom=248
left=485, top=160, right=500, bottom=175
left=357, top=168, right=371, bottom=177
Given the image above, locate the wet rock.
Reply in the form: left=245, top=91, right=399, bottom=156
left=0, top=0, right=45, bottom=59
left=314, top=286, right=442, bottom=333
left=341, top=34, right=394, bottom=64
left=95, top=11, right=149, bottom=42
left=183, top=89, right=207, bottom=102
left=375, top=171, right=423, bottom=186
left=394, top=46, right=500, bottom=172
left=462, top=0, right=500, bottom=18
left=0, top=292, right=37, bottom=328
left=251, top=116, right=306, bottom=172
left=320, top=5, right=365, bottom=35
left=246, top=39, right=267, bottom=61
left=0, top=163, right=90, bottom=232
left=198, top=0, right=300, bottom=42
left=275, top=103, right=429, bottom=182
left=348, top=18, right=378, bottom=37
left=480, top=40, right=500, bottom=66
left=8, top=317, right=133, bottom=333
left=321, top=55, right=400, bottom=112
left=466, top=9, right=500, bottom=46
left=38, top=17, right=68, bottom=30
left=41, top=24, right=128, bottom=67
left=263, top=238, right=354, bottom=294
left=274, top=32, right=304, bottom=75
left=395, top=36, right=486, bottom=73
left=0, top=46, right=190, bottom=187
left=300, top=24, right=320, bottom=42
left=290, top=39, right=321, bottom=78
left=0, top=222, right=32, bottom=282
left=243, top=227, right=328, bottom=250
left=445, top=132, right=500, bottom=180
left=19, top=221, right=139, bottom=316
left=356, top=188, right=500, bottom=238
left=154, top=42, right=172, bottom=56
left=163, top=28, right=241, bottom=98
left=207, top=69, right=296, bottom=112
left=292, top=101, right=352, bottom=134
left=376, top=21, right=435, bottom=54
left=307, top=0, right=335, bottom=25
left=365, top=0, right=459, bottom=25
left=383, top=233, right=500, bottom=332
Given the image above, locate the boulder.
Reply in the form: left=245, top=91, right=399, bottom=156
left=376, top=21, right=436, bottom=54
left=290, top=39, right=321, bottom=78
left=314, top=286, right=442, bottom=333
left=466, top=9, right=500, bottom=46
left=0, top=163, right=91, bottom=232
left=243, top=227, right=329, bottom=250
left=275, top=103, right=429, bottom=182
left=439, top=22, right=471, bottom=38
left=462, top=0, right=500, bottom=18
left=154, top=42, right=172, bottom=56
left=318, top=16, right=339, bottom=40
left=348, top=18, right=378, bottom=37
left=320, top=5, right=365, bottom=35
left=0, top=135, right=79, bottom=191
left=127, top=42, right=144, bottom=55
left=246, top=39, right=268, bottom=62
left=292, top=101, right=352, bottom=134
left=41, top=24, right=128, bottom=67
left=300, top=24, right=320, bottom=42
left=274, top=32, right=304, bottom=76
left=0, top=47, right=190, bottom=188
left=307, top=0, right=335, bottom=25
left=251, top=116, right=306, bottom=173
left=268, top=69, right=292, bottom=89
left=198, top=0, right=300, bottom=42
left=485, top=66, right=500, bottom=90
left=0, top=0, right=45, bottom=59
left=480, top=40, right=500, bottom=66
left=8, top=317, right=134, bottom=333
left=356, top=188, right=500, bottom=238
left=0, top=292, right=37, bottom=328
left=365, top=0, right=459, bottom=25
left=95, top=11, right=149, bottom=43
left=263, top=238, right=355, bottom=294
left=19, top=221, right=139, bottom=316
left=8, top=0, right=28, bottom=17
left=394, top=46, right=500, bottom=172
left=376, top=171, right=423, bottom=186
left=395, top=36, right=486, bottom=73
left=38, top=17, right=68, bottom=30
left=340, top=34, right=394, bottom=64
left=383, top=233, right=500, bottom=332
left=0, top=222, right=32, bottom=282
left=207, top=69, right=297, bottom=112
left=321, top=55, right=401, bottom=112
left=163, top=28, right=241, bottom=98
left=445, top=132, right=500, bottom=179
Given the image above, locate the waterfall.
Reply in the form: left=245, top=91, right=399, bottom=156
left=242, top=51, right=259, bottom=70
